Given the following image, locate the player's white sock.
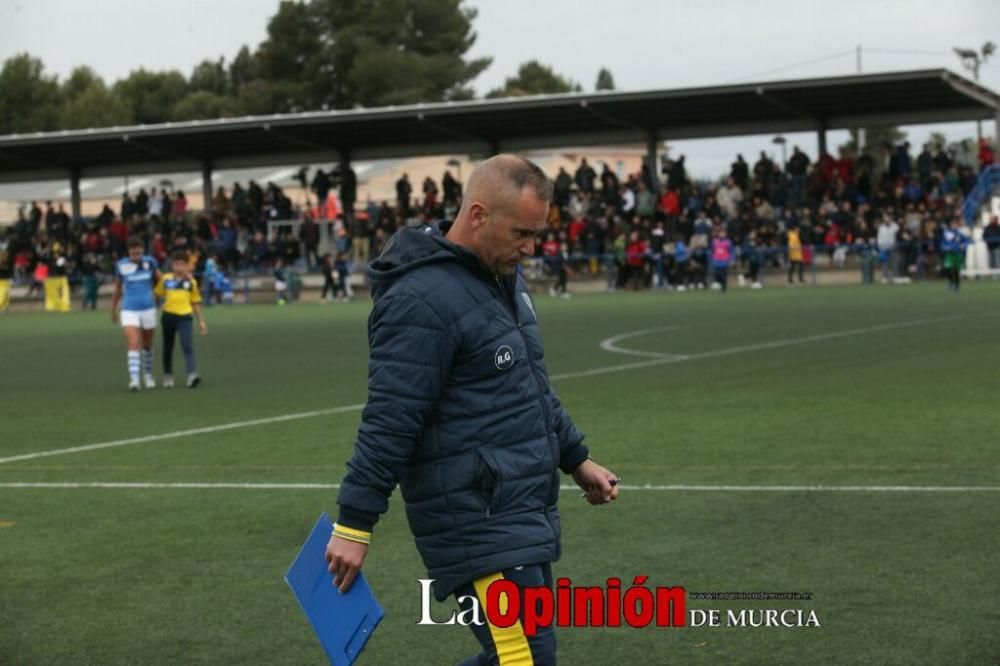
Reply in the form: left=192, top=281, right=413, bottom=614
left=127, top=351, right=140, bottom=384
left=141, top=349, right=154, bottom=378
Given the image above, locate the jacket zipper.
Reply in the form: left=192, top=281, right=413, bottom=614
left=492, top=273, right=558, bottom=474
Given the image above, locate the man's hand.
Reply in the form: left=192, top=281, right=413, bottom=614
left=572, top=458, right=620, bottom=505
left=324, top=535, right=368, bottom=593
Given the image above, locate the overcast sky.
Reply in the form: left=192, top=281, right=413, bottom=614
left=1, top=0, right=997, bottom=177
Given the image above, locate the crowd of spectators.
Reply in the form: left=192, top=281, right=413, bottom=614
left=0, top=179, right=297, bottom=290
left=0, top=158, right=469, bottom=296
left=534, top=137, right=998, bottom=291
left=1, top=138, right=997, bottom=298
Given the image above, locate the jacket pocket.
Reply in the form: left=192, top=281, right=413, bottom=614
left=476, top=448, right=502, bottom=515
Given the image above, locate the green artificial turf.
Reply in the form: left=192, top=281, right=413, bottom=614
left=1, top=282, right=998, bottom=664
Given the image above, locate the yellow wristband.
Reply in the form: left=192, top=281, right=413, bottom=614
left=332, top=523, right=372, bottom=545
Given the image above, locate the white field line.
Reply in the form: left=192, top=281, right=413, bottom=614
left=597, top=326, right=685, bottom=359
left=0, top=404, right=365, bottom=465
left=0, top=482, right=998, bottom=492
left=0, top=313, right=975, bottom=466
left=550, top=314, right=966, bottom=380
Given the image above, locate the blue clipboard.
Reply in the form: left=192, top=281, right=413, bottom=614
left=285, top=513, right=384, bottom=665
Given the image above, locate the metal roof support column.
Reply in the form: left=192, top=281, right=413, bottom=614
left=995, top=107, right=1000, bottom=164
left=69, top=168, right=82, bottom=222
left=339, top=150, right=355, bottom=224
left=201, top=160, right=213, bottom=215
left=817, top=124, right=828, bottom=157
left=646, top=131, right=660, bottom=194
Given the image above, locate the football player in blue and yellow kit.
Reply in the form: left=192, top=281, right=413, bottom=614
left=111, top=236, right=161, bottom=391
left=154, top=250, right=208, bottom=388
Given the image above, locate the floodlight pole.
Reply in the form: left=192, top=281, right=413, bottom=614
left=975, top=68, right=983, bottom=145
left=955, top=48, right=985, bottom=143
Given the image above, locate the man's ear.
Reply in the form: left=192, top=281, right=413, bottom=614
left=469, top=201, right=489, bottom=230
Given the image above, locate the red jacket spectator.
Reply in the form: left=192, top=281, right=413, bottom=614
left=33, top=262, right=49, bottom=283
left=152, top=235, right=168, bottom=264
left=836, top=156, right=854, bottom=183
left=658, top=190, right=680, bottom=217
left=567, top=218, right=586, bottom=245
left=84, top=229, right=103, bottom=252
left=817, top=153, right=836, bottom=182
left=626, top=239, right=647, bottom=267
left=310, top=195, right=341, bottom=221
left=108, top=218, right=128, bottom=245
left=14, top=251, right=31, bottom=271
left=979, top=139, right=995, bottom=169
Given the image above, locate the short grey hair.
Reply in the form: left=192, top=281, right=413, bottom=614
left=471, top=154, right=554, bottom=205
left=505, top=155, right=554, bottom=203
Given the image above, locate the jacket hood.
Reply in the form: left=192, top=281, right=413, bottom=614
left=367, top=220, right=480, bottom=301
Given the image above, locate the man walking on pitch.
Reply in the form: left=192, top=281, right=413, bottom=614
left=326, top=155, right=620, bottom=665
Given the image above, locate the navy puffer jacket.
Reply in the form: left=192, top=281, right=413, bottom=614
left=337, top=220, right=590, bottom=601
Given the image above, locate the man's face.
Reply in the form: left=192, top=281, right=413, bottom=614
left=477, top=188, right=548, bottom=276
left=128, top=246, right=143, bottom=262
